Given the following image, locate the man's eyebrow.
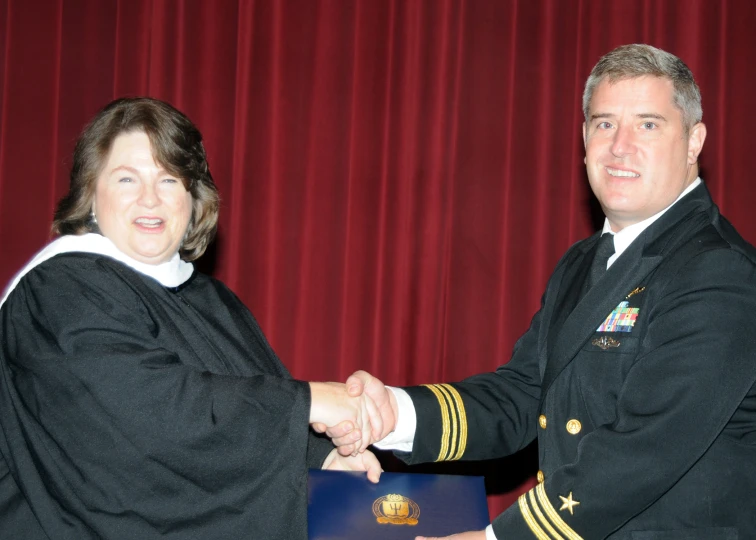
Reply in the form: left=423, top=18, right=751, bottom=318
left=588, top=112, right=668, bottom=122
left=636, top=113, right=667, bottom=121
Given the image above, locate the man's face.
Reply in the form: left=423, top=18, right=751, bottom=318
left=583, top=76, right=706, bottom=231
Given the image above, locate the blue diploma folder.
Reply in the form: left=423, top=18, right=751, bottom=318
left=308, top=470, right=490, bottom=539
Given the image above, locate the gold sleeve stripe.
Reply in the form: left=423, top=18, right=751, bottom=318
left=517, top=493, right=552, bottom=540
left=434, top=384, right=458, bottom=460
left=422, top=383, right=469, bottom=461
left=422, top=384, right=451, bottom=462
left=528, top=489, right=564, bottom=540
left=439, top=383, right=468, bottom=460
left=536, top=483, right=583, bottom=540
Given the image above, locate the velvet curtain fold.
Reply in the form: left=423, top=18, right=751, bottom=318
left=2, top=0, right=756, bottom=518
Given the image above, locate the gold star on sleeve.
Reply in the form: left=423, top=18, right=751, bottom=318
left=559, top=492, right=580, bottom=515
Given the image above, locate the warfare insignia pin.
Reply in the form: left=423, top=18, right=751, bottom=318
left=597, top=300, right=639, bottom=332
left=373, top=494, right=420, bottom=526
left=626, top=286, right=645, bottom=299
left=592, top=336, right=620, bottom=349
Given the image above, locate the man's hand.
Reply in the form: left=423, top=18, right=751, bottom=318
left=416, top=531, right=486, bottom=540
left=321, top=448, right=383, bottom=483
left=312, top=370, right=398, bottom=455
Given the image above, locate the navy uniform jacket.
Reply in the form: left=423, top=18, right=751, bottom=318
left=402, top=183, right=756, bottom=539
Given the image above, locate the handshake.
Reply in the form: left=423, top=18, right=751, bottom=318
left=309, top=370, right=398, bottom=457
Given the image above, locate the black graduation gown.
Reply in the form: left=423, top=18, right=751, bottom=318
left=0, top=253, right=333, bottom=539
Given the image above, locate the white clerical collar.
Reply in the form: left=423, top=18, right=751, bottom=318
left=601, top=177, right=702, bottom=268
left=1, top=233, right=194, bottom=307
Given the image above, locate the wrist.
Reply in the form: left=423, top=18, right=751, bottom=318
left=388, top=387, right=399, bottom=432
left=308, top=382, right=329, bottom=423
left=309, top=381, right=348, bottom=424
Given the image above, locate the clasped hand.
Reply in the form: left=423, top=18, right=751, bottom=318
left=310, top=370, right=398, bottom=456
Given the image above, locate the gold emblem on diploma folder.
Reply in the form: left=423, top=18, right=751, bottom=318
left=372, top=494, right=420, bottom=525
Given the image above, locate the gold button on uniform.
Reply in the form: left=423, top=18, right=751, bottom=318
left=537, top=470, right=545, bottom=483
left=566, top=419, right=582, bottom=435
left=538, top=415, right=547, bottom=429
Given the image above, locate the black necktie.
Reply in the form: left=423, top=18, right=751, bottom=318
left=587, top=233, right=615, bottom=288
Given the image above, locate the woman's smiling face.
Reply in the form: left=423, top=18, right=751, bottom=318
left=93, top=131, right=193, bottom=265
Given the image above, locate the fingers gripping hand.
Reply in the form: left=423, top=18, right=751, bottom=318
left=332, top=390, right=383, bottom=457
left=311, top=419, right=361, bottom=456
left=312, top=419, right=358, bottom=439
left=346, top=370, right=398, bottom=441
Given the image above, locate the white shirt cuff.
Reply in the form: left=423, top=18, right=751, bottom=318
left=485, top=524, right=497, bottom=540
left=373, top=387, right=416, bottom=452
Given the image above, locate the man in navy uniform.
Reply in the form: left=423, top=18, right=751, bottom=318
left=320, top=44, right=756, bottom=539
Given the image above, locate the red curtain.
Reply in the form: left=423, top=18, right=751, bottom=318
left=2, top=0, right=756, bottom=519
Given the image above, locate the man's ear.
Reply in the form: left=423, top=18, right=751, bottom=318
left=582, top=122, right=588, bottom=164
left=687, top=122, right=706, bottom=164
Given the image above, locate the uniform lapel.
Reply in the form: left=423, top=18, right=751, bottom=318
left=541, top=241, right=661, bottom=393
left=543, top=237, right=596, bottom=369
left=539, top=183, right=715, bottom=395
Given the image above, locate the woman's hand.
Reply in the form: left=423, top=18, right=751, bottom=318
left=321, top=448, right=383, bottom=483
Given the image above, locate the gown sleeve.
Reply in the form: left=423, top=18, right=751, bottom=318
left=0, top=254, right=319, bottom=539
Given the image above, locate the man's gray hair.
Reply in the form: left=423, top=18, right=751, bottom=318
left=582, top=44, right=703, bottom=134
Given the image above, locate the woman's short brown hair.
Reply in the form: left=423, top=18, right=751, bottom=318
left=52, top=97, right=220, bottom=261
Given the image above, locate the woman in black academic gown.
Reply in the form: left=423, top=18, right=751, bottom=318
left=0, top=97, right=387, bottom=540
